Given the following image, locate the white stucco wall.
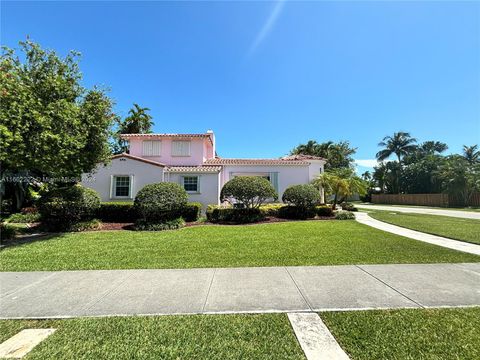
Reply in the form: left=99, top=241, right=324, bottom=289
left=166, top=172, right=221, bottom=209
left=81, top=157, right=164, bottom=202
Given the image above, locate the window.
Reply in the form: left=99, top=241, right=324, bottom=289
left=183, top=176, right=199, bottom=193
left=113, top=176, right=131, bottom=197
left=172, top=141, right=191, bottom=156
left=142, top=140, right=161, bottom=156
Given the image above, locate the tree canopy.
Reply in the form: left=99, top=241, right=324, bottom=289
left=290, top=140, right=356, bottom=169
left=0, top=40, right=117, bottom=209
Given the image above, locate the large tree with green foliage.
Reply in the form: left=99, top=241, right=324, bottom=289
left=112, top=103, right=154, bottom=154
left=0, top=40, right=117, bottom=210
left=290, top=140, right=356, bottom=169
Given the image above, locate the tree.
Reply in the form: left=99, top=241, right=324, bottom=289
left=419, top=141, right=448, bottom=155
left=376, top=132, right=417, bottom=163
left=112, top=104, right=154, bottom=153
left=313, top=168, right=368, bottom=209
left=220, top=176, right=277, bottom=208
left=372, top=162, right=401, bottom=194
left=437, top=155, right=480, bottom=206
left=0, top=40, right=116, bottom=210
left=290, top=140, right=356, bottom=169
left=463, top=145, right=480, bottom=164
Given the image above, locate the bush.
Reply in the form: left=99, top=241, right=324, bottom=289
left=68, top=219, right=102, bottom=232
left=259, top=203, right=284, bottom=217
left=335, top=211, right=356, bottom=220
left=5, top=212, right=41, bottom=223
left=220, top=176, right=277, bottom=208
left=134, top=217, right=185, bottom=231
left=38, top=184, right=101, bottom=230
left=134, top=183, right=188, bottom=222
left=282, top=184, right=320, bottom=208
left=96, top=202, right=137, bottom=222
left=0, top=223, right=17, bottom=242
left=340, top=202, right=358, bottom=212
left=277, top=205, right=316, bottom=220
left=316, top=205, right=334, bottom=217
left=180, top=202, right=202, bottom=222
left=206, top=206, right=264, bottom=224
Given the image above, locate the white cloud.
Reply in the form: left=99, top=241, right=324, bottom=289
left=247, top=0, right=286, bottom=57
left=354, top=159, right=378, bottom=168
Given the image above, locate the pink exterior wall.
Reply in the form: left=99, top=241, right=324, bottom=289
left=129, top=137, right=211, bottom=166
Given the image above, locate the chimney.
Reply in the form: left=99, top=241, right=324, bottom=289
left=206, top=129, right=215, bottom=158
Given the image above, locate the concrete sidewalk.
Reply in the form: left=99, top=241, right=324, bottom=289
left=1, top=263, right=479, bottom=319
left=355, top=212, right=480, bottom=256
left=356, top=204, right=480, bottom=220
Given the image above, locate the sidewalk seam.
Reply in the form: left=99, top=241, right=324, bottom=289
left=1, top=272, right=59, bottom=299
left=284, top=267, right=313, bottom=312
left=202, top=268, right=216, bottom=312
left=355, top=265, right=425, bottom=309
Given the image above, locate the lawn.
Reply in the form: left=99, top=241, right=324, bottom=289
left=322, top=307, right=480, bottom=360
left=0, top=314, right=305, bottom=360
left=357, top=203, right=480, bottom=212
left=0, top=221, right=478, bottom=271
left=368, top=210, right=480, bottom=245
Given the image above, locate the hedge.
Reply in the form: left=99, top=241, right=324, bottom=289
left=134, top=217, right=185, bottom=231
left=277, top=205, right=316, bottom=220
left=96, top=202, right=201, bottom=223
left=206, top=206, right=264, bottom=224
left=335, top=211, right=356, bottom=220
left=316, top=205, right=334, bottom=217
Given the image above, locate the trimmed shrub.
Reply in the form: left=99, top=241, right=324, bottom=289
left=5, top=212, right=41, bottom=223
left=282, top=184, right=321, bottom=208
left=134, top=183, right=188, bottom=222
left=277, top=205, right=316, bottom=220
left=96, top=202, right=137, bottom=222
left=335, top=211, right=355, bottom=220
left=0, top=223, right=17, bottom=242
left=340, top=202, right=358, bottom=212
left=69, top=219, right=102, bottom=232
left=315, top=205, right=334, bottom=217
left=134, top=217, right=185, bottom=231
left=38, top=185, right=101, bottom=230
left=220, top=176, right=277, bottom=208
left=259, top=203, right=284, bottom=217
left=206, top=206, right=264, bottom=224
left=181, top=202, right=202, bottom=222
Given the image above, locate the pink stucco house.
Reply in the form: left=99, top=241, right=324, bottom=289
left=82, top=130, right=326, bottom=209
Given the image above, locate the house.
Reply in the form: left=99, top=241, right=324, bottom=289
left=81, top=130, right=326, bottom=209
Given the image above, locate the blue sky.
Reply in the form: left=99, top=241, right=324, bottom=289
left=2, top=1, right=479, bottom=172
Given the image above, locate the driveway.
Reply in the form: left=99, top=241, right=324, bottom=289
left=356, top=204, right=480, bottom=220
left=1, top=263, right=480, bottom=318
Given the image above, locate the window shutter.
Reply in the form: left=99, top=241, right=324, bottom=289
left=143, top=141, right=152, bottom=156
left=172, top=141, right=190, bottom=156
left=269, top=172, right=279, bottom=193
left=152, top=141, right=161, bottom=156
left=129, top=175, right=134, bottom=199
left=109, top=175, right=114, bottom=198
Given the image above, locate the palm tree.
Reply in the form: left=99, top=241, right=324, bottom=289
left=122, top=104, right=154, bottom=134
left=463, top=145, right=480, bottom=164
left=290, top=140, right=319, bottom=155
left=376, top=131, right=417, bottom=163
left=420, top=141, right=448, bottom=155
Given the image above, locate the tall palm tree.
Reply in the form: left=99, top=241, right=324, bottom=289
left=291, top=140, right=319, bottom=155
left=420, top=141, right=448, bottom=155
left=376, top=132, right=417, bottom=163
left=463, top=145, right=480, bottom=164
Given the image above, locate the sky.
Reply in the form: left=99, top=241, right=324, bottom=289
left=2, top=1, right=479, bottom=173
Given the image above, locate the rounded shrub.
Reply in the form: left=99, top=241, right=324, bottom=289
left=282, top=184, right=320, bottom=208
left=38, top=184, right=101, bottom=230
left=315, top=205, right=334, bottom=217
left=220, top=176, right=277, bottom=208
left=334, top=211, right=356, bottom=220
left=134, top=182, right=188, bottom=222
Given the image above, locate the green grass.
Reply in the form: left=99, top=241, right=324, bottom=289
left=322, top=307, right=480, bottom=360
left=358, top=203, right=480, bottom=212
left=0, top=221, right=478, bottom=271
left=0, top=314, right=305, bottom=360
left=368, top=210, right=480, bottom=245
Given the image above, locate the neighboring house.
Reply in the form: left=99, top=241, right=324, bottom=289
left=82, top=130, right=326, bottom=209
